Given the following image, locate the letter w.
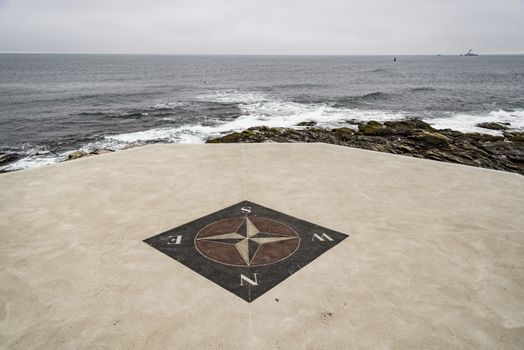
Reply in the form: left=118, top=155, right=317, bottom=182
left=312, top=233, right=334, bottom=242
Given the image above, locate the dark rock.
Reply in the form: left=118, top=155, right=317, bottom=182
left=383, top=119, right=435, bottom=133
left=122, top=143, right=146, bottom=150
left=477, top=122, right=510, bottom=130
left=296, top=121, right=317, bottom=127
left=358, top=119, right=435, bottom=136
left=67, top=150, right=89, bottom=160
left=207, top=129, right=260, bottom=143
left=396, top=145, right=416, bottom=154
left=412, top=131, right=450, bottom=146
left=466, top=133, right=504, bottom=142
left=207, top=132, right=244, bottom=143
left=504, top=132, right=524, bottom=142
left=358, top=121, right=388, bottom=135
left=331, top=127, right=356, bottom=140
left=206, top=119, right=524, bottom=175
left=506, top=149, right=524, bottom=164
left=424, top=150, right=464, bottom=163
left=438, top=129, right=464, bottom=137
left=0, top=153, right=12, bottom=164
left=92, top=148, right=114, bottom=155
left=65, top=148, right=114, bottom=161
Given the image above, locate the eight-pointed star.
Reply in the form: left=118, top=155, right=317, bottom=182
left=196, top=217, right=297, bottom=266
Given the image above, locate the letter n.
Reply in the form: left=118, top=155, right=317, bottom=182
left=240, top=273, right=258, bottom=286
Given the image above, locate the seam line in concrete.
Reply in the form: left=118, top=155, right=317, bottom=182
left=241, top=143, right=255, bottom=350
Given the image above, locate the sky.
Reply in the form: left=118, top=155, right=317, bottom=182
left=0, top=0, right=523, bottom=55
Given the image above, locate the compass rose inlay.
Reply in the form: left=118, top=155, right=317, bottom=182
left=143, top=201, right=348, bottom=302
left=195, top=216, right=300, bottom=266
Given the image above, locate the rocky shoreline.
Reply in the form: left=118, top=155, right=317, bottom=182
left=0, top=143, right=144, bottom=174
left=1, top=119, right=523, bottom=175
left=207, top=119, right=524, bottom=175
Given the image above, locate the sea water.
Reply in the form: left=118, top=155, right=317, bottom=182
left=1, top=54, right=523, bottom=171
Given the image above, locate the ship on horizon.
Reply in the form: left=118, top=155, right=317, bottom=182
left=461, top=49, right=479, bottom=56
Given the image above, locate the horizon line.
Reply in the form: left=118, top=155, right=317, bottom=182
left=1, top=51, right=524, bottom=56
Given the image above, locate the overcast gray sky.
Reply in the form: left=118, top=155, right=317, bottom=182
left=0, top=0, right=522, bottom=55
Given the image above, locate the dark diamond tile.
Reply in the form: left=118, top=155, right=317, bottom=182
left=143, top=201, right=348, bottom=302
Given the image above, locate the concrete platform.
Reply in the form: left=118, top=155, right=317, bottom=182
left=1, top=143, right=523, bottom=349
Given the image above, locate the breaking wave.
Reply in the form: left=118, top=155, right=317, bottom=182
left=3, top=89, right=523, bottom=172
left=0, top=145, right=68, bottom=172
left=425, top=109, right=524, bottom=135
left=149, top=102, right=187, bottom=110
left=102, top=91, right=407, bottom=145
left=196, top=90, right=269, bottom=104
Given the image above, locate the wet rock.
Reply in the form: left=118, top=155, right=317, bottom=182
left=0, top=153, right=11, bottom=164
left=383, top=119, right=435, bottom=134
left=396, top=145, right=416, bottom=154
left=207, top=129, right=258, bottom=143
left=466, top=133, right=504, bottom=142
left=358, top=121, right=388, bottom=135
left=332, top=127, right=356, bottom=140
left=212, top=132, right=246, bottom=143
left=413, top=131, right=450, bottom=146
left=122, top=143, right=146, bottom=150
left=358, top=119, right=435, bottom=136
left=67, top=148, right=114, bottom=161
left=92, top=148, right=114, bottom=155
left=207, top=119, right=524, bottom=175
left=506, top=149, right=524, bottom=164
left=67, top=150, right=89, bottom=160
left=504, top=132, right=524, bottom=142
left=477, top=122, right=510, bottom=131
left=424, top=150, right=464, bottom=164
left=296, top=121, right=317, bottom=127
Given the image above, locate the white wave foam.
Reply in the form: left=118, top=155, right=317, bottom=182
left=240, top=101, right=405, bottom=128
left=7, top=90, right=522, bottom=173
left=150, top=102, right=186, bottom=110
left=104, top=99, right=407, bottom=145
left=0, top=154, right=66, bottom=172
left=425, top=109, right=524, bottom=135
left=197, top=90, right=269, bottom=104
left=104, top=92, right=524, bottom=147
left=104, top=101, right=524, bottom=147
left=104, top=127, right=206, bottom=144
left=107, top=90, right=408, bottom=145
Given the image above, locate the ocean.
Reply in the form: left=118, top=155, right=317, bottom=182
left=1, top=53, right=523, bottom=171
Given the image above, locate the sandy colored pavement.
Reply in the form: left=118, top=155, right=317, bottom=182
left=1, top=143, right=523, bottom=349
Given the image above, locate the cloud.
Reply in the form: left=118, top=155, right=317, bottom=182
left=0, top=0, right=522, bottom=54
